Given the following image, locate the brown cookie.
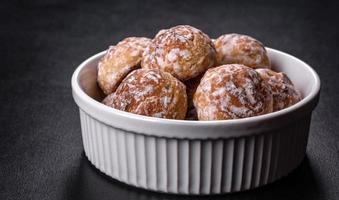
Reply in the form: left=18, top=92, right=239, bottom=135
left=103, top=68, right=187, bottom=119
left=194, top=64, right=273, bottom=120
left=97, top=37, right=152, bottom=95
left=256, top=68, right=302, bottom=111
left=142, top=25, right=216, bottom=81
left=214, top=33, right=270, bottom=69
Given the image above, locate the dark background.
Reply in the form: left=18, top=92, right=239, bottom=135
left=1, top=0, right=339, bottom=199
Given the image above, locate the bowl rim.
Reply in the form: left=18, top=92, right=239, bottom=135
left=72, top=48, right=320, bottom=137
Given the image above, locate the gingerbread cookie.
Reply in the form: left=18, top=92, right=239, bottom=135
left=103, top=68, right=187, bottom=119
left=256, top=68, right=301, bottom=111
left=142, top=25, right=216, bottom=81
left=98, top=37, right=152, bottom=95
left=194, top=64, right=273, bottom=120
left=214, top=33, right=270, bottom=69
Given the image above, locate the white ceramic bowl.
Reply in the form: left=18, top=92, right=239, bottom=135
left=72, top=48, right=320, bottom=195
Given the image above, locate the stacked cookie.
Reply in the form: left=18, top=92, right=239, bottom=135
left=97, top=25, right=301, bottom=121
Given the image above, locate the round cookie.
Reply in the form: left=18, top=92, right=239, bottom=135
left=214, top=33, right=270, bottom=69
left=97, top=37, right=152, bottom=95
left=256, top=68, right=302, bottom=111
left=141, top=25, right=216, bottom=81
left=194, top=64, right=273, bottom=120
left=103, top=68, right=187, bottom=119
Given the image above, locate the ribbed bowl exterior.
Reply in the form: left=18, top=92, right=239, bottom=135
left=79, top=108, right=311, bottom=194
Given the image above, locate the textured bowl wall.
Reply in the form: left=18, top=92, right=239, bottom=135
left=79, top=109, right=311, bottom=194
left=73, top=48, right=320, bottom=195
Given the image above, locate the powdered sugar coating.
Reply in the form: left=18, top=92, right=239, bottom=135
left=97, top=37, right=152, bottom=95
left=103, top=69, right=187, bottom=119
left=141, top=25, right=216, bottom=81
left=214, top=33, right=271, bottom=69
left=194, top=64, right=273, bottom=120
left=256, top=68, right=302, bottom=111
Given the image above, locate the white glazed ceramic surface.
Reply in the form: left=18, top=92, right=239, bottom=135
left=72, top=48, right=320, bottom=194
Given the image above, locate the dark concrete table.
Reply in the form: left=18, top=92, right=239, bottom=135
left=1, top=0, right=338, bottom=199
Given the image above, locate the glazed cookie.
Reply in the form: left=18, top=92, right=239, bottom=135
left=141, top=25, right=216, bottom=81
left=256, top=68, right=302, bottom=111
left=194, top=64, right=273, bottom=120
left=97, top=37, right=152, bottom=95
left=214, top=33, right=270, bottom=69
left=103, top=68, right=187, bottom=119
